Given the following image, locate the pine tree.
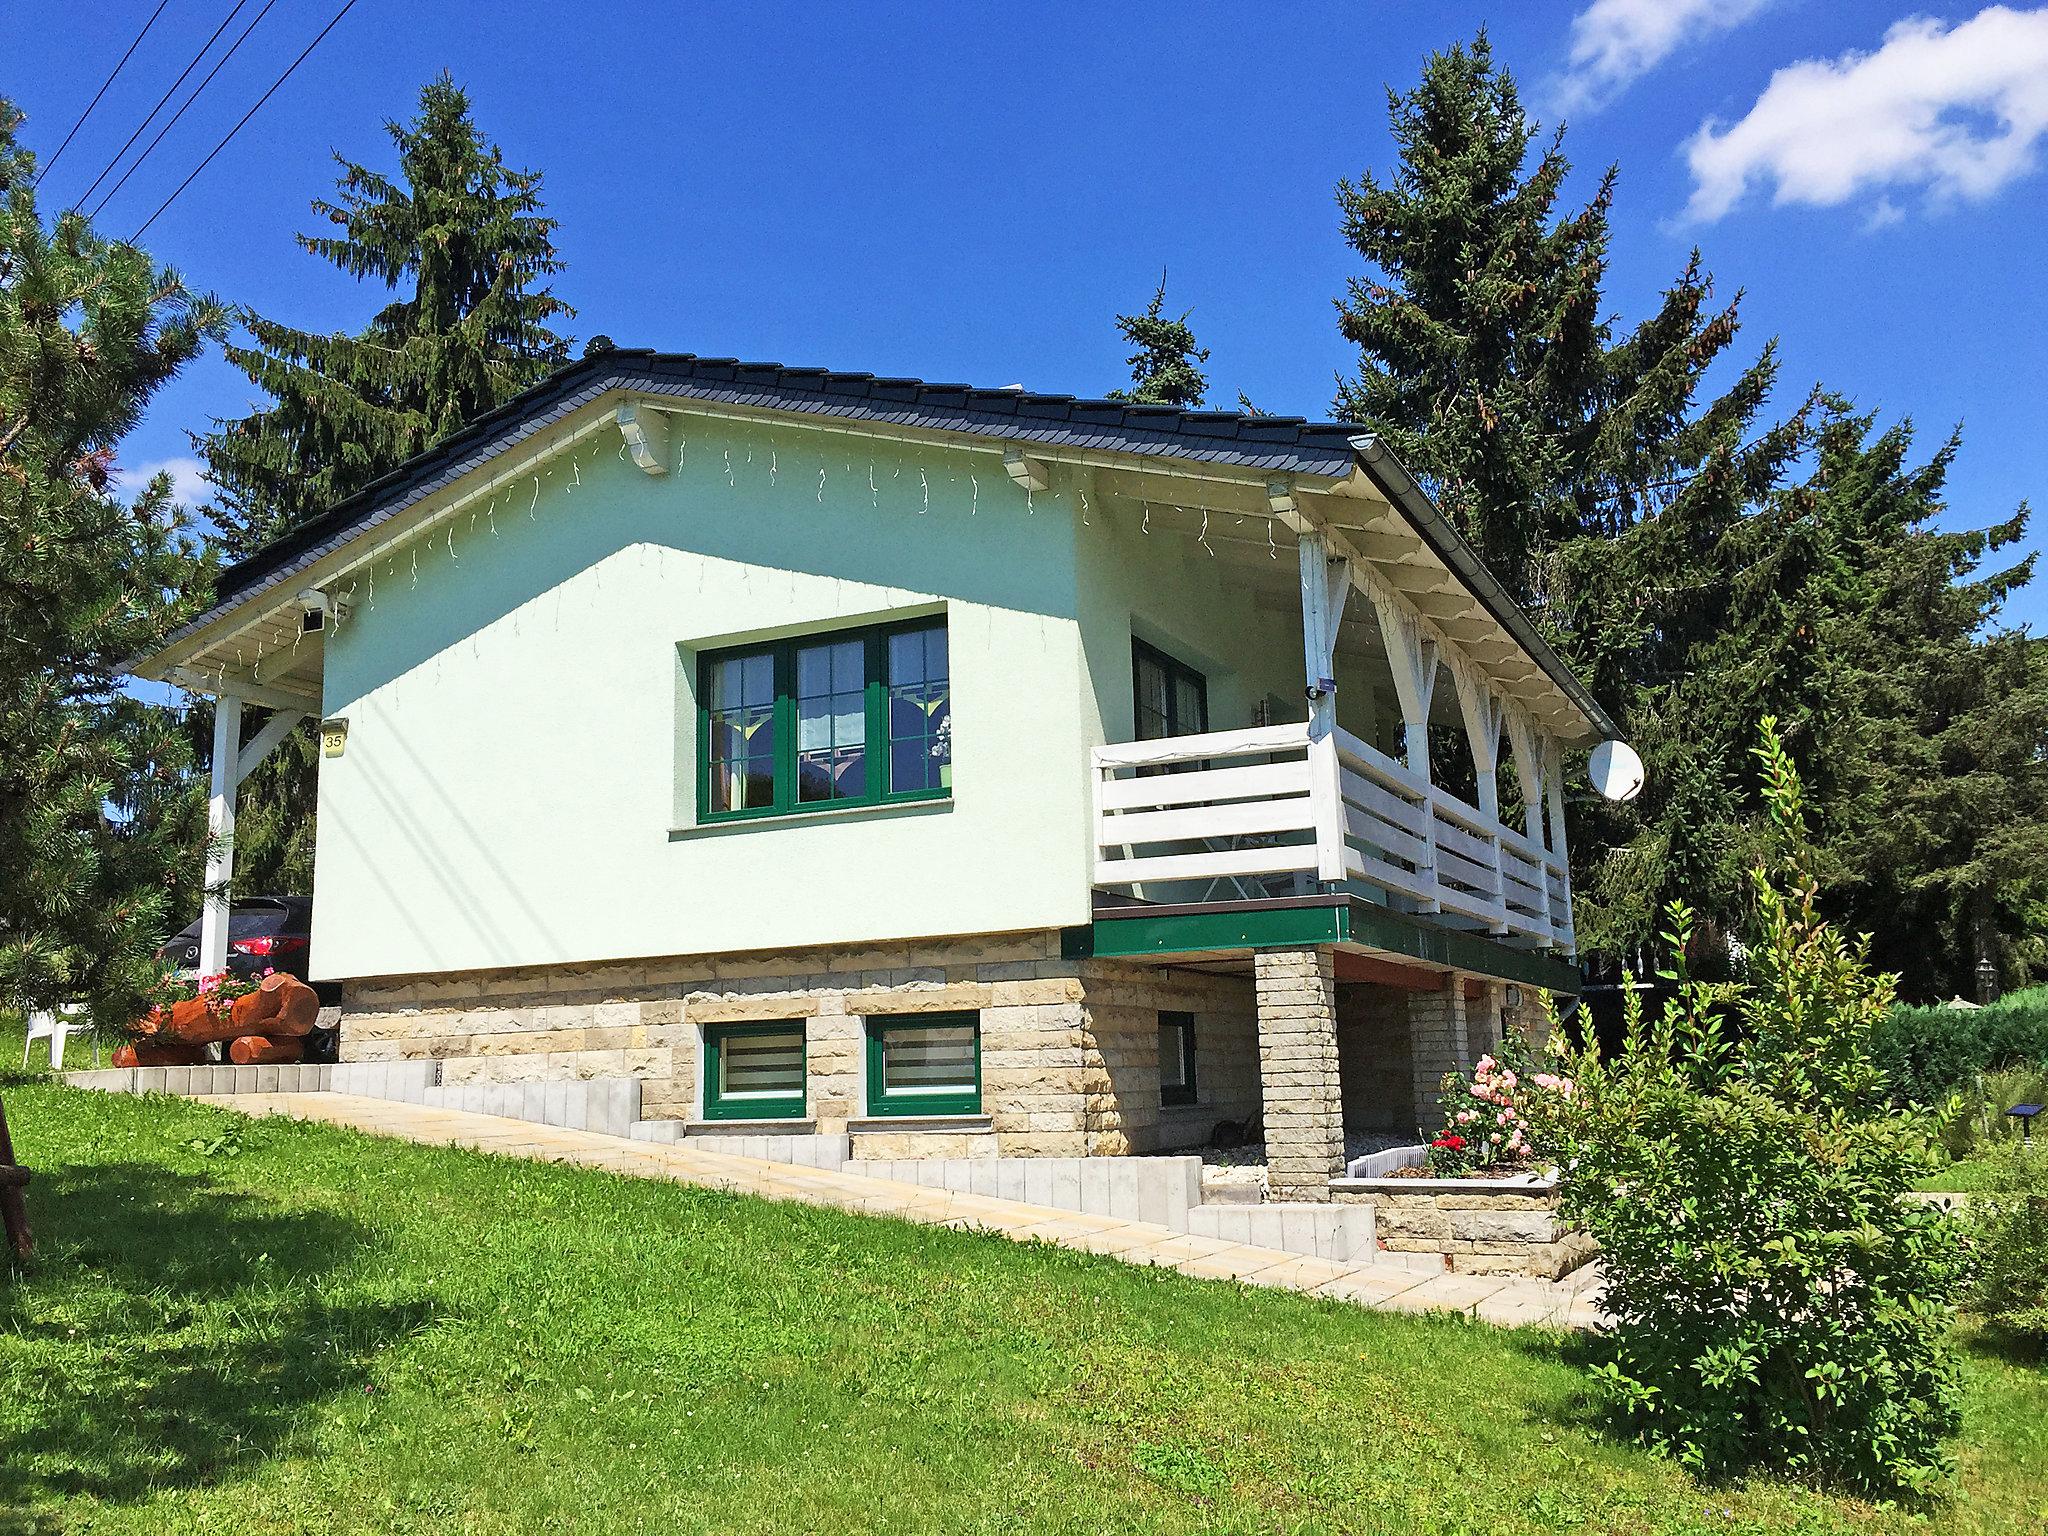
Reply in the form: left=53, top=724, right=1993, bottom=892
left=1107, top=275, right=1210, bottom=408
left=197, top=74, right=573, bottom=897
left=0, top=99, right=223, bottom=1022
left=201, top=72, right=573, bottom=556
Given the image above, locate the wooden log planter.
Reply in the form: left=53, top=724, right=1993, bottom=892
left=112, top=973, right=321, bottom=1070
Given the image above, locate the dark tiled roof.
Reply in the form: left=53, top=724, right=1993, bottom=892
left=212, top=349, right=1367, bottom=606
left=152, top=346, right=1615, bottom=740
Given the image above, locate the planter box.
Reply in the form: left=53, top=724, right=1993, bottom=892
left=1331, top=1168, right=1594, bottom=1280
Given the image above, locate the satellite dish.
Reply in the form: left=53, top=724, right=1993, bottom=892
left=1589, top=740, right=1645, bottom=802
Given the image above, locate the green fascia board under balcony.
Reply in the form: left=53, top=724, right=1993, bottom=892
left=1074, top=898, right=1582, bottom=994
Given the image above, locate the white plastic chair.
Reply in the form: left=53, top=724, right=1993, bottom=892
left=23, top=1006, right=91, bottom=1070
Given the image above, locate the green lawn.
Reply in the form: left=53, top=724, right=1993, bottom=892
left=1917, top=1156, right=2016, bottom=1194
left=2, top=1075, right=2044, bottom=1534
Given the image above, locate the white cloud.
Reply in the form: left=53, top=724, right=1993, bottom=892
left=111, top=455, right=211, bottom=508
left=1683, top=6, right=2048, bottom=222
left=1559, top=0, right=1773, bottom=109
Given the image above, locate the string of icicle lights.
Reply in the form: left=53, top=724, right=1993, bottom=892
left=197, top=418, right=1278, bottom=694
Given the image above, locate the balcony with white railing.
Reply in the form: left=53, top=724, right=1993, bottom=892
left=1092, top=721, right=1573, bottom=951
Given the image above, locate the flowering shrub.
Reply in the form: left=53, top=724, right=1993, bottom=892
left=1425, top=1032, right=1573, bottom=1176
left=1552, top=721, right=1965, bottom=1501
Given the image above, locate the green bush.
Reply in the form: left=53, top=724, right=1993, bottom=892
left=1936, top=1062, right=2048, bottom=1160
left=1965, top=1143, right=2048, bottom=1347
left=1873, top=987, right=2048, bottom=1108
left=1556, top=722, right=1966, bottom=1500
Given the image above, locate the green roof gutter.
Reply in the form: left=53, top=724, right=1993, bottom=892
left=1350, top=435, right=1621, bottom=743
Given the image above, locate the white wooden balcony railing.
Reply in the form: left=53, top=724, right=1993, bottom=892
left=1092, top=722, right=1572, bottom=950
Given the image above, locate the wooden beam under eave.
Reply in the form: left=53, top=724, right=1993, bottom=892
left=1003, top=450, right=1051, bottom=494
left=615, top=402, right=670, bottom=475
left=167, top=665, right=320, bottom=713
left=1404, top=590, right=1485, bottom=621
left=1345, top=528, right=1435, bottom=565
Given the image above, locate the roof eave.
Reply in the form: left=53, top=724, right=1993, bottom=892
left=1348, top=434, right=1619, bottom=744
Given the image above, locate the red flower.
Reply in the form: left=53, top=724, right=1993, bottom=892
left=1431, top=1134, right=1466, bottom=1151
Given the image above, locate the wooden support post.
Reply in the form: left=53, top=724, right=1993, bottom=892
left=1543, top=735, right=1574, bottom=949
left=199, top=695, right=243, bottom=976
left=1298, top=530, right=1351, bottom=883
left=1506, top=709, right=1553, bottom=942
left=0, top=1095, right=31, bottom=1259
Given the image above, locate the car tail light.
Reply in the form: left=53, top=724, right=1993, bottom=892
left=231, top=934, right=309, bottom=957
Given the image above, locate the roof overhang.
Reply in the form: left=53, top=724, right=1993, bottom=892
left=125, top=351, right=1616, bottom=744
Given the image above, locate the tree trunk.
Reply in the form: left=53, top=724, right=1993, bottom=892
left=0, top=1096, right=31, bottom=1260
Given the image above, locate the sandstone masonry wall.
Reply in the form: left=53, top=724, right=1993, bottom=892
left=340, top=933, right=1257, bottom=1160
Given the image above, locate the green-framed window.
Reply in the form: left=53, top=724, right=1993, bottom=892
left=1132, top=637, right=1208, bottom=742
left=702, top=1022, right=808, bottom=1121
left=698, top=616, right=951, bottom=821
left=1158, top=1011, right=1198, bottom=1107
left=865, top=1012, right=981, bottom=1117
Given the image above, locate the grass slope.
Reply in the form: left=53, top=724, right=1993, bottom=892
left=1, top=1076, right=2044, bottom=1534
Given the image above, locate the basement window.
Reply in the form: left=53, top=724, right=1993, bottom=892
left=1158, top=1011, right=1198, bottom=1107
left=702, top=1023, right=808, bottom=1121
left=865, top=1012, right=981, bottom=1117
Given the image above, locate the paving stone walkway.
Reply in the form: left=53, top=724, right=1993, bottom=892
left=200, top=1092, right=1606, bottom=1331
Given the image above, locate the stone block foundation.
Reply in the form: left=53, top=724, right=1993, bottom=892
left=337, top=932, right=1259, bottom=1161
left=1333, top=1178, right=1594, bottom=1279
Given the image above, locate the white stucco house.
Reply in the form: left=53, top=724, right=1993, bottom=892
left=125, top=348, right=1618, bottom=1201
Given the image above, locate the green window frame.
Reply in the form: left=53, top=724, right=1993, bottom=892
left=1132, top=636, right=1208, bottom=742
left=1159, top=1011, right=1198, bottom=1107
left=865, top=1012, right=981, bottom=1117
left=702, top=1022, right=808, bottom=1121
left=697, top=616, right=951, bottom=823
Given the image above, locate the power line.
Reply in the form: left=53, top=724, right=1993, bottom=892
left=130, top=0, right=360, bottom=244
left=70, top=0, right=256, bottom=216
left=34, top=0, right=174, bottom=186
left=86, top=0, right=280, bottom=223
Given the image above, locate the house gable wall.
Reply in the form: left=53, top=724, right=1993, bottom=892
left=313, top=415, right=1093, bottom=980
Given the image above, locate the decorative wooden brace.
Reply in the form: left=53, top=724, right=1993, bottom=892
left=1372, top=589, right=1438, bottom=779
left=1452, top=661, right=1509, bottom=931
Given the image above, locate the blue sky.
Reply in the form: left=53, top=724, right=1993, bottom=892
left=15, top=1, right=2048, bottom=626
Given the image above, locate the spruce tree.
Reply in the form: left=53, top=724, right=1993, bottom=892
left=1107, top=276, right=1210, bottom=408
left=0, top=100, right=222, bottom=1022
left=1332, top=35, right=1816, bottom=962
left=201, top=72, right=573, bottom=555
left=197, top=74, right=573, bottom=897
left=1801, top=404, right=2048, bottom=997
left=1332, top=33, right=1784, bottom=599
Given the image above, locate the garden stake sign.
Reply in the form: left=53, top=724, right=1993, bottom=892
left=0, top=1095, right=30, bottom=1259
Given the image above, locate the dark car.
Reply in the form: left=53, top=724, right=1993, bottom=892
left=158, top=896, right=317, bottom=982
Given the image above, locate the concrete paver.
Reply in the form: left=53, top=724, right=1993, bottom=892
left=193, top=1092, right=1602, bottom=1330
